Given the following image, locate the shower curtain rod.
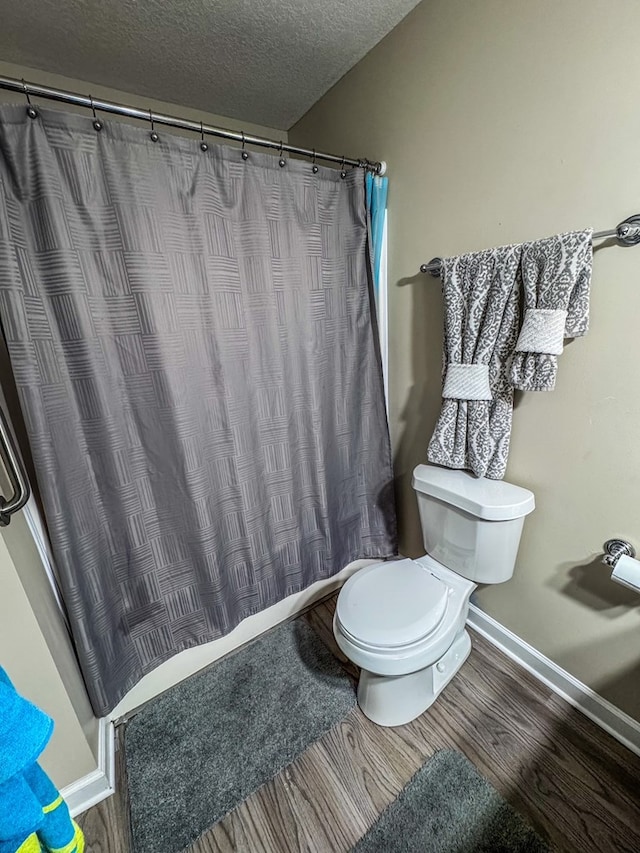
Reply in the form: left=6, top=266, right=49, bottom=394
left=0, top=75, right=387, bottom=175
left=419, top=213, right=640, bottom=277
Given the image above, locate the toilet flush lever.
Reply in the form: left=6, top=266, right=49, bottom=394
left=603, top=539, right=636, bottom=568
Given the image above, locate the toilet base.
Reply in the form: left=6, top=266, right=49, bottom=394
left=356, top=629, right=472, bottom=727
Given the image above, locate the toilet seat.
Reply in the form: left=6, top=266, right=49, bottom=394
left=335, top=558, right=450, bottom=650
left=333, top=556, right=476, bottom=678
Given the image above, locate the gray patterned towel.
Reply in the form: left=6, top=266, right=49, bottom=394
left=509, top=229, right=593, bottom=391
left=427, top=244, right=522, bottom=480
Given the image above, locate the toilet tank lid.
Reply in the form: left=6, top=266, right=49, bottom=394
left=412, top=465, right=535, bottom=521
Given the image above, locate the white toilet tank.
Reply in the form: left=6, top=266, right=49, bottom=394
left=412, top=465, right=535, bottom=584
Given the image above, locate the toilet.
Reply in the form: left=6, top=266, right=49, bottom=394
left=334, top=464, right=535, bottom=727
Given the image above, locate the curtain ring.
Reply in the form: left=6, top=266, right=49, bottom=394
left=22, top=79, right=37, bottom=120
left=312, top=149, right=318, bottom=174
left=200, top=121, right=208, bottom=152
left=241, top=131, right=248, bottom=161
left=149, top=109, right=159, bottom=142
left=278, top=141, right=286, bottom=168
left=90, top=95, right=103, bottom=132
left=340, top=156, right=347, bottom=179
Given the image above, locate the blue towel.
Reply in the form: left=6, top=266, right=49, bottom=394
left=0, top=669, right=53, bottom=786
left=0, top=771, right=84, bottom=853
left=0, top=667, right=84, bottom=852
left=24, top=764, right=83, bottom=853
left=0, top=775, right=43, bottom=841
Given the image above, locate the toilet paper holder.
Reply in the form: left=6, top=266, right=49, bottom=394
left=602, top=538, right=636, bottom=568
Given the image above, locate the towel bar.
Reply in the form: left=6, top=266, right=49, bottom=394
left=420, top=214, right=640, bottom=278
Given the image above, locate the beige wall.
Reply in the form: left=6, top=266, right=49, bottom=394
left=290, top=0, right=640, bottom=718
left=0, top=531, right=97, bottom=788
left=0, top=60, right=288, bottom=787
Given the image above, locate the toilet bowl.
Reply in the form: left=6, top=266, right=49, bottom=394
left=334, top=464, right=534, bottom=727
left=334, top=556, right=476, bottom=725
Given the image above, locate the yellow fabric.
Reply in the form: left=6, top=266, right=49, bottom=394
left=41, top=797, right=63, bottom=816
left=15, top=834, right=41, bottom=853
left=47, top=822, right=84, bottom=853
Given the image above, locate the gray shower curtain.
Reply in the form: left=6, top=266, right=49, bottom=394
left=0, top=105, right=396, bottom=715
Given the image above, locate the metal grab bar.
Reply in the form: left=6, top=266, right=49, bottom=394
left=0, top=407, right=30, bottom=526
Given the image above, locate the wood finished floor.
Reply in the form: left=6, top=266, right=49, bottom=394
left=77, top=595, right=640, bottom=852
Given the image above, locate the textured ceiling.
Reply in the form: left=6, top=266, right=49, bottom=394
left=0, top=0, right=421, bottom=129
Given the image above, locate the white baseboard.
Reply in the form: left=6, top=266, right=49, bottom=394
left=467, top=603, right=640, bottom=758
left=61, top=716, right=115, bottom=817
left=60, top=585, right=640, bottom=816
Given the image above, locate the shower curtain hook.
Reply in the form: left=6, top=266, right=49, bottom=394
left=312, top=149, right=318, bottom=174
left=278, top=141, right=286, bottom=168
left=90, top=96, right=103, bottom=132
left=340, top=156, right=347, bottom=179
left=200, top=121, right=208, bottom=152
left=241, top=131, right=248, bottom=160
left=149, top=109, right=159, bottom=142
left=22, top=79, right=37, bottom=119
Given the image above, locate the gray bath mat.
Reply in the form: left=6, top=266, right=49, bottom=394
left=353, top=750, right=549, bottom=852
left=125, top=618, right=356, bottom=853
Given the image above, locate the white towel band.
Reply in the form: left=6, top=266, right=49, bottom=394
left=442, top=363, right=492, bottom=400
left=515, top=308, right=567, bottom=355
